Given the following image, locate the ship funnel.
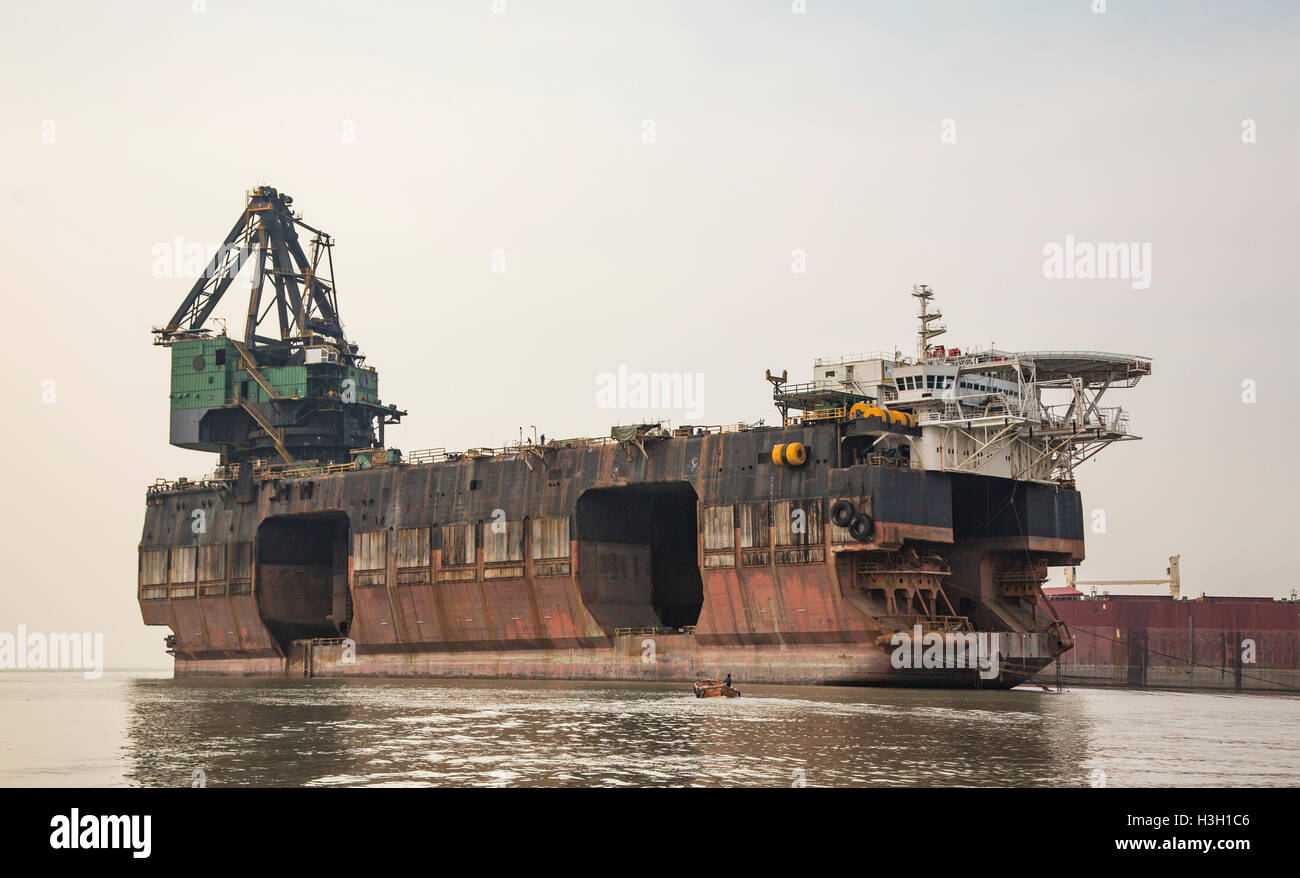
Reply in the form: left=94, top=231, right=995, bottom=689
left=1167, top=555, right=1180, bottom=600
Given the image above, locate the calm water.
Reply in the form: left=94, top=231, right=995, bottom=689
left=0, top=671, right=1296, bottom=787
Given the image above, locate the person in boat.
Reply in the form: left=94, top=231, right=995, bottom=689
left=724, top=673, right=732, bottom=689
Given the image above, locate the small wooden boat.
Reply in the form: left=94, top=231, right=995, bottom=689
left=693, top=679, right=740, bottom=698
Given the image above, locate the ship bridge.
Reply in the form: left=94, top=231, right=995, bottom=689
left=765, top=286, right=1153, bottom=485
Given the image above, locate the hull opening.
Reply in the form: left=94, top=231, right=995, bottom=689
left=255, top=512, right=351, bottom=652
left=576, top=483, right=704, bottom=632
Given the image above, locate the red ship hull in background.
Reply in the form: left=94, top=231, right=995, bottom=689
left=1040, top=586, right=1299, bottom=692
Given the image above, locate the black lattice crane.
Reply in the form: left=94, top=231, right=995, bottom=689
left=152, top=187, right=404, bottom=467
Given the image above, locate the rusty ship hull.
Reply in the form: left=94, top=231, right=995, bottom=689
left=1038, top=595, right=1299, bottom=692
left=140, top=421, right=1080, bottom=688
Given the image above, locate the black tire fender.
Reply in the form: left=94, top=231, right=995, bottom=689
left=848, top=513, right=873, bottom=542
left=830, top=500, right=854, bottom=528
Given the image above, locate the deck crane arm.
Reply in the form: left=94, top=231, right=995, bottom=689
left=155, top=186, right=348, bottom=361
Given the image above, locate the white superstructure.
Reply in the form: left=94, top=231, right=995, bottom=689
left=772, top=285, right=1152, bottom=484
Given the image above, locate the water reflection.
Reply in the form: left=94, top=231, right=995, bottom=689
left=2, top=673, right=1291, bottom=787
left=114, top=678, right=1299, bottom=787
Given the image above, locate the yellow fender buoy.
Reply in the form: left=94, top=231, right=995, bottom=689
left=784, top=442, right=807, bottom=466
left=886, top=409, right=916, bottom=428
left=772, top=443, right=786, bottom=466
left=851, top=403, right=914, bottom=428
left=850, top=403, right=886, bottom=421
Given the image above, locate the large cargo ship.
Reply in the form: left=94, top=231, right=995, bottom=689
left=139, top=188, right=1155, bottom=688
left=1038, top=559, right=1299, bottom=692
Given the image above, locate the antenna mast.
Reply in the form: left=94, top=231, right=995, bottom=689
left=912, top=284, right=946, bottom=362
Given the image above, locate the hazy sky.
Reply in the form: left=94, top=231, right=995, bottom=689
left=2, top=1, right=1297, bottom=668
